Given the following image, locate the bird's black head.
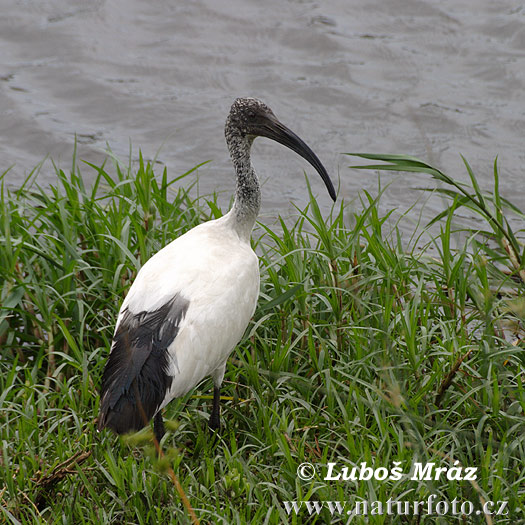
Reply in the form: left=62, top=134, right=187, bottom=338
left=227, top=97, right=277, bottom=137
left=226, top=97, right=337, bottom=202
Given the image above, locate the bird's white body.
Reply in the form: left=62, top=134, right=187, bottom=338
left=116, top=210, right=259, bottom=405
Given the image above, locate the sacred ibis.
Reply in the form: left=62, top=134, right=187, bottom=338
left=98, top=97, right=336, bottom=443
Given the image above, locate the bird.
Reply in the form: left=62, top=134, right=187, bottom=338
left=97, top=97, right=336, bottom=443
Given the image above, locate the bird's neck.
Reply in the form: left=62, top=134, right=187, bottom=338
left=226, top=132, right=261, bottom=240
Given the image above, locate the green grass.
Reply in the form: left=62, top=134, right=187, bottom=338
left=0, top=149, right=524, bottom=524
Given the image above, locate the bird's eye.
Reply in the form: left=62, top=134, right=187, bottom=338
left=247, top=110, right=256, bottom=119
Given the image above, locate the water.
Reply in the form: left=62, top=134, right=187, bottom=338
left=1, top=0, right=524, bottom=226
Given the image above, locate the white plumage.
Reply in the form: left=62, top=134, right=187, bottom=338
left=98, top=97, right=335, bottom=442
left=126, top=215, right=259, bottom=401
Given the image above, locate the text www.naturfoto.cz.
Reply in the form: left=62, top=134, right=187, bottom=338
left=282, top=498, right=510, bottom=518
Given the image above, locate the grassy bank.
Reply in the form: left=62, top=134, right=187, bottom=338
left=0, top=151, right=524, bottom=524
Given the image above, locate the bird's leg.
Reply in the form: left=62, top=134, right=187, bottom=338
left=153, top=411, right=166, bottom=444
left=209, top=386, right=221, bottom=432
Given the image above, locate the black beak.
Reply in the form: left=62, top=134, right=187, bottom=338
left=260, top=118, right=336, bottom=202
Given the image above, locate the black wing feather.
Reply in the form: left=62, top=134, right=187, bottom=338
left=98, top=293, right=190, bottom=435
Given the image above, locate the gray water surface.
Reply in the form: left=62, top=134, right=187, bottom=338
left=1, top=0, right=524, bottom=224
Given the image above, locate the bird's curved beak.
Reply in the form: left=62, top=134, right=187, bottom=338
left=259, top=117, right=337, bottom=202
